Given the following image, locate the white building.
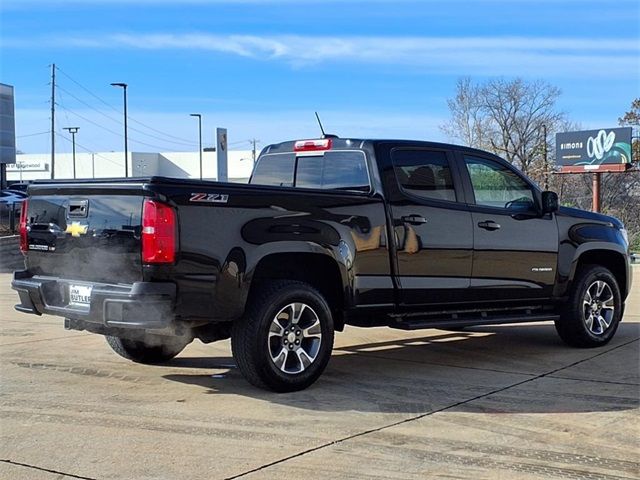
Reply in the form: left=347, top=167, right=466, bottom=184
left=7, top=150, right=256, bottom=183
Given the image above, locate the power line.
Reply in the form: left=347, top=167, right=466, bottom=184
left=55, top=132, right=122, bottom=167
left=56, top=66, right=121, bottom=114
left=56, top=103, right=125, bottom=139
left=228, top=140, right=251, bottom=147
left=127, top=113, right=202, bottom=145
left=55, top=65, right=202, bottom=145
left=56, top=84, right=198, bottom=148
left=56, top=102, right=185, bottom=152
left=57, top=84, right=122, bottom=125
left=56, top=88, right=73, bottom=134
left=16, top=131, right=49, bottom=138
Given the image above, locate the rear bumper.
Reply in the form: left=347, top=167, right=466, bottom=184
left=11, top=270, right=176, bottom=330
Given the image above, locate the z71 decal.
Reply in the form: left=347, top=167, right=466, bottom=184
left=189, top=193, right=229, bottom=204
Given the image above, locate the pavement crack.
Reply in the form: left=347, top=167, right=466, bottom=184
left=224, top=337, right=640, bottom=480
left=0, top=459, right=98, bottom=480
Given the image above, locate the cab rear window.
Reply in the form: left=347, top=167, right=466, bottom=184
left=251, top=151, right=369, bottom=192
left=250, top=154, right=295, bottom=187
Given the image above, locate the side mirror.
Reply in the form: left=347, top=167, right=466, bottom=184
left=541, top=191, right=559, bottom=214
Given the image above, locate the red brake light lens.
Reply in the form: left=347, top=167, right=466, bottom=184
left=19, top=199, right=29, bottom=254
left=141, top=199, right=176, bottom=264
left=294, top=138, right=332, bottom=152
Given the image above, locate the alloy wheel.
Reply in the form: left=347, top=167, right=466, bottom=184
left=582, top=280, right=615, bottom=335
left=267, top=302, right=322, bottom=374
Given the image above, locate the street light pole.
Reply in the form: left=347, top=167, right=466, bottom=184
left=110, top=82, right=128, bottom=177
left=190, top=113, right=203, bottom=179
left=63, top=127, right=79, bottom=179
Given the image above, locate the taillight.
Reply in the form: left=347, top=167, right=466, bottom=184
left=294, top=138, right=332, bottom=152
left=19, top=199, right=29, bottom=255
left=141, top=199, right=176, bottom=264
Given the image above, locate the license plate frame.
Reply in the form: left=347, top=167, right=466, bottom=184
left=69, top=284, right=92, bottom=308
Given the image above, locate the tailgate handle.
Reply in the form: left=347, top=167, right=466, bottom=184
left=68, top=200, right=89, bottom=218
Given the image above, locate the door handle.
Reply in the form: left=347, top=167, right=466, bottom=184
left=401, top=215, right=427, bottom=225
left=478, top=220, right=501, bottom=231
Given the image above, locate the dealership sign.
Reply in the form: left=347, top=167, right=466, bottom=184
left=6, top=159, right=50, bottom=172
left=556, top=127, right=633, bottom=167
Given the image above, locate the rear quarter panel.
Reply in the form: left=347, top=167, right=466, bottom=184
left=147, top=182, right=391, bottom=321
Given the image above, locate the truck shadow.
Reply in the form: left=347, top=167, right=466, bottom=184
left=162, top=323, right=640, bottom=415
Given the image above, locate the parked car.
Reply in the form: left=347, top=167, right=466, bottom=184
left=12, top=137, right=633, bottom=392
left=0, top=189, right=27, bottom=205
left=6, top=183, right=30, bottom=193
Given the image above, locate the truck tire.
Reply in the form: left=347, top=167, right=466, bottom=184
left=555, top=265, right=622, bottom=348
left=105, top=335, right=189, bottom=364
left=231, top=280, right=335, bottom=392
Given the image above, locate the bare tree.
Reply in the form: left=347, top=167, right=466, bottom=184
left=440, top=77, right=492, bottom=150
left=441, top=77, right=566, bottom=176
left=618, top=97, right=640, bottom=162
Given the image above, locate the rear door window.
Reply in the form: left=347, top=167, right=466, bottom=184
left=392, top=149, right=457, bottom=202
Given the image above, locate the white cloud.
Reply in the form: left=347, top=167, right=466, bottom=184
left=5, top=33, right=639, bottom=77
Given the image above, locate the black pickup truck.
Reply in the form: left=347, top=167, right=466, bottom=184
left=12, top=138, right=633, bottom=392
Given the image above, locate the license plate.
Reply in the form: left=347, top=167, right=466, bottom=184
left=69, top=284, right=92, bottom=307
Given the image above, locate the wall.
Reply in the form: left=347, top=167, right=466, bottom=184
left=7, top=150, right=255, bottom=182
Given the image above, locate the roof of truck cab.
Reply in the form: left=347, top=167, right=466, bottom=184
left=262, top=138, right=502, bottom=159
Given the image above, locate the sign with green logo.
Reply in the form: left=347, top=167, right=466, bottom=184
left=556, top=127, right=633, bottom=166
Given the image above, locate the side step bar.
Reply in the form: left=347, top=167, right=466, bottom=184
left=389, top=314, right=560, bottom=331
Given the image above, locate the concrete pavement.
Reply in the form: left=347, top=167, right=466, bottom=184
left=1, top=270, right=638, bottom=480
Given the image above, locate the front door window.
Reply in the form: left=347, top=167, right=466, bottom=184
left=465, top=156, right=535, bottom=212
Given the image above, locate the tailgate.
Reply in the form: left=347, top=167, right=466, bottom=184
left=24, top=190, right=144, bottom=284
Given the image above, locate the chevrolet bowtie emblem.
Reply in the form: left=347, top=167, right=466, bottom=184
left=65, top=222, right=88, bottom=237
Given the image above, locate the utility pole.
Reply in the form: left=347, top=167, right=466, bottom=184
left=190, top=113, right=203, bottom=179
left=592, top=172, right=601, bottom=212
left=63, top=127, right=79, bottom=179
left=251, top=138, right=260, bottom=164
left=110, top=82, right=128, bottom=177
left=50, top=63, right=56, bottom=179
left=542, top=123, right=548, bottom=190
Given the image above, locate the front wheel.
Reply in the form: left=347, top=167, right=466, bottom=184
left=105, top=335, right=190, bottom=364
left=555, top=265, right=622, bottom=348
left=231, top=280, right=334, bottom=392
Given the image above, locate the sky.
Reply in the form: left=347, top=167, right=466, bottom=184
left=1, top=0, right=639, bottom=156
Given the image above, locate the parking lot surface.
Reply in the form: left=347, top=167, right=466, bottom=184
left=1, top=271, right=638, bottom=480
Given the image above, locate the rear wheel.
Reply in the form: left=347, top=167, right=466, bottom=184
left=231, top=280, right=334, bottom=392
left=555, top=265, right=622, bottom=348
left=105, top=335, right=190, bottom=364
